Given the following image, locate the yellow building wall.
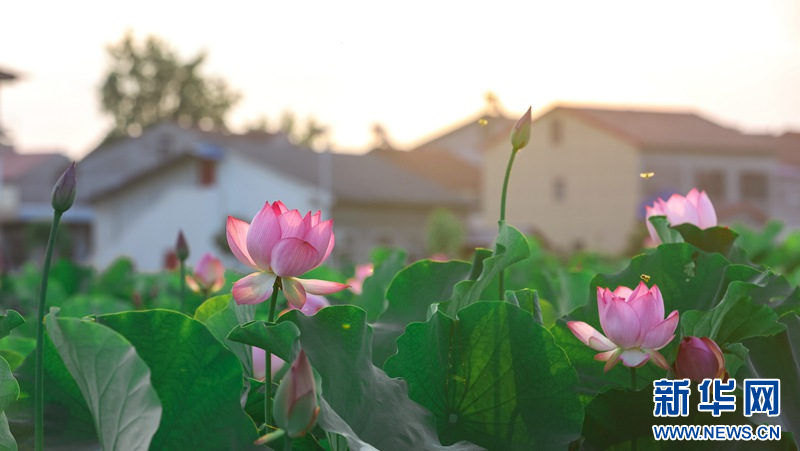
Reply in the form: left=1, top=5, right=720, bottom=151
left=482, top=109, right=641, bottom=254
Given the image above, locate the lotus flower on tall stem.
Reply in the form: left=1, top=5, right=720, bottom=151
left=498, top=107, right=531, bottom=299
left=567, top=281, right=679, bottom=372
left=176, top=230, right=190, bottom=310
left=36, top=162, right=76, bottom=451
left=227, top=201, right=346, bottom=431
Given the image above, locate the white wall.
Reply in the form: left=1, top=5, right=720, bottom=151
left=92, top=153, right=322, bottom=271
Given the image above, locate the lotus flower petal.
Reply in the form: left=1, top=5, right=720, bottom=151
left=246, top=202, right=282, bottom=269
left=227, top=216, right=258, bottom=269
left=619, top=349, right=650, bottom=368
left=601, top=296, right=641, bottom=348
left=295, top=278, right=349, bottom=295
left=271, top=238, right=320, bottom=278
left=278, top=210, right=307, bottom=240
left=232, top=272, right=276, bottom=305
left=304, top=220, right=333, bottom=259
left=640, top=310, right=679, bottom=349
left=282, top=277, right=308, bottom=309
left=647, top=349, right=670, bottom=370
left=567, top=321, right=616, bottom=351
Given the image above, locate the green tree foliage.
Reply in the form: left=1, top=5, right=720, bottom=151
left=99, top=33, right=241, bottom=143
left=425, top=208, right=466, bottom=257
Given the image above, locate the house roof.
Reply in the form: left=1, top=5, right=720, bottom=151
left=555, top=105, right=775, bottom=154
left=368, top=147, right=479, bottom=196
left=78, top=123, right=473, bottom=207
left=411, top=111, right=516, bottom=164
left=1, top=150, right=67, bottom=183
left=772, top=132, right=800, bottom=166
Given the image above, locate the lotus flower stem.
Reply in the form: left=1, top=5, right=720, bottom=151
left=498, top=149, right=518, bottom=298
left=265, top=276, right=282, bottom=431
left=179, top=260, right=186, bottom=311
left=35, top=210, right=63, bottom=451
left=631, top=367, right=638, bottom=450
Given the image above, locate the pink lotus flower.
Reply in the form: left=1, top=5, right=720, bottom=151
left=645, top=188, right=717, bottom=244
left=186, top=253, right=226, bottom=295
left=567, top=282, right=679, bottom=372
left=347, top=264, right=374, bottom=295
left=227, top=201, right=348, bottom=308
left=273, top=350, right=319, bottom=438
left=672, top=336, right=728, bottom=382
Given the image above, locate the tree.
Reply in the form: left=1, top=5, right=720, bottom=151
left=99, top=32, right=241, bottom=143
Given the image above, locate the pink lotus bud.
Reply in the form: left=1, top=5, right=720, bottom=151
left=672, top=336, right=728, bottom=383
left=251, top=347, right=285, bottom=380
left=645, top=188, right=717, bottom=244
left=273, top=350, right=319, bottom=438
left=186, top=253, right=225, bottom=294
left=510, top=107, right=532, bottom=151
left=175, top=230, right=190, bottom=261
left=567, top=282, right=678, bottom=372
left=51, top=162, right=76, bottom=213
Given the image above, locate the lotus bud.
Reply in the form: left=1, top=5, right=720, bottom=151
left=273, top=350, right=319, bottom=438
left=175, top=230, right=190, bottom=261
left=51, top=162, right=77, bottom=213
left=510, top=107, right=532, bottom=151
left=672, top=336, right=728, bottom=383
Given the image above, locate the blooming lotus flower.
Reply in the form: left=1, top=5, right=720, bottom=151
left=347, top=264, right=374, bottom=295
left=567, top=282, right=679, bottom=372
left=672, top=336, right=728, bottom=382
left=645, top=188, right=717, bottom=244
left=227, top=201, right=348, bottom=307
left=273, top=350, right=319, bottom=438
left=186, top=253, right=225, bottom=295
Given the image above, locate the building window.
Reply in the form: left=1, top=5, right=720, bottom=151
left=740, top=171, right=768, bottom=202
left=198, top=159, right=216, bottom=186
left=553, top=176, right=566, bottom=202
left=695, top=170, right=724, bottom=202
left=551, top=119, right=562, bottom=146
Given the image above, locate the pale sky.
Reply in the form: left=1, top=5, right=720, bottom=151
left=2, top=0, right=799, bottom=159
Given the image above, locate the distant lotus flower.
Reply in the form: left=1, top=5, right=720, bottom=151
left=510, top=107, right=532, bottom=151
left=347, top=264, right=374, bottom=295
left=646, top=188, right=717, bottom=244
left=252, top=347, right=285, bottom=380
left=186, top=253, right=225, bottom=295
left=568, top=282, right=679, bottom=372
left=227, top=201, right=348, bottom=308
left=51, top=162, right=77, bottom=213
left=273, top=350, right=319, bottom=438
left=672, top=336, right=728, bottom=383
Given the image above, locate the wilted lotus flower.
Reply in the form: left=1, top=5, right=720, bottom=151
left=186, top=253, right=225, bottom=295
left=347, top=264, right=374, bottom=295
left=672, top=336, right=728, bottom=382
left=645, top=188, right=717, bottom=244
left=227, top=201, right=348, bottom=307
left=273, top=350, right=319, bottom=438
left=568, top=282, right=679, bottom=372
